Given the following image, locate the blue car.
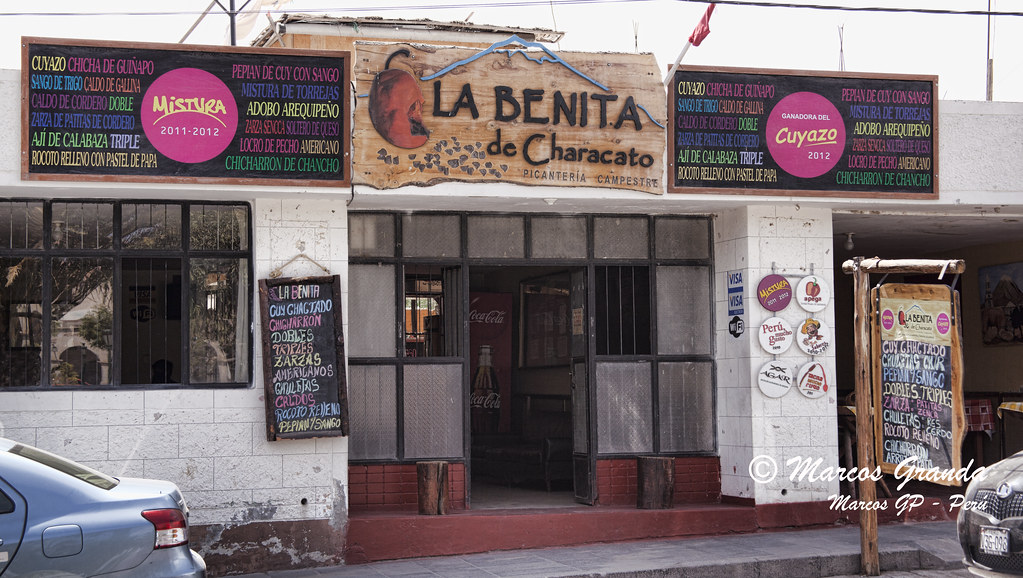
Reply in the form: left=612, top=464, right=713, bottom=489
left=0, top=437, right=205, bottom=577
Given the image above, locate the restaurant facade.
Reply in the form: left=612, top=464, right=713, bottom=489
left=1, top=15, right=1023, bottom=576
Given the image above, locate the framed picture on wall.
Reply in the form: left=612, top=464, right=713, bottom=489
left=979, top=262, right=1023, bottom=346
left=519, top=273, right=571, bottom=367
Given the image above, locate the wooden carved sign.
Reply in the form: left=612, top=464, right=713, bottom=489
left=353, top=37, right=666, bottom=194
left=872, top=283, right=964, bottom=484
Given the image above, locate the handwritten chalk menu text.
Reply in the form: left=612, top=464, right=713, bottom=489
left=22, top=37, right=350, bottom=187
left=669, top=66, right=936, bottom=198
left=259, top=276, right=349, bottom=441
left=872, top=283, right=964, bottom=484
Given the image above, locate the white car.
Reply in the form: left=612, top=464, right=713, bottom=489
left=0, top=437, right=206, bottom=577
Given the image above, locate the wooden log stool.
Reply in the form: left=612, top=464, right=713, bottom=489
left=637, top=456, right=675, bottom=509
left=416, top=461, right=449, bottom=515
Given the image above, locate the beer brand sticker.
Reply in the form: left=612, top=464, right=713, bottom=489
left=758, top=316, right=794, bottom=354
left=795, top=275, right=830, bottom=312
left=757, top=274, right=792, bottom=312
left=757, top=359, right=795, bottom=398
left=797, top=317, right=831, bottom=356
left=936, top=312, right=951, bottom=335
left=881, top=308, right=896, bottom=331
left=797, top=360, right=831, bottom=399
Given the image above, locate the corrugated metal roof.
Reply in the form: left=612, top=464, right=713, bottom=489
left=251, top=13, right=564, bottom=46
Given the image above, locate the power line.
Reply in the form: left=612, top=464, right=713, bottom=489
left=2, top=0, right=1022, bottom=18
left=704, top=0, right=1023, bottom=17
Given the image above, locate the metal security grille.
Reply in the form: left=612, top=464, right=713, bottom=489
left=971, top=549, right=1023, bottom=573
left=595, top=266, right=651, bottom=356
left=973, top=490, right=1023, bottom=520
left=348, top=365, right=398, bottom=460
left=403, top=364, right=463, bottom=459
left=595, top=361, right=653, bottom=454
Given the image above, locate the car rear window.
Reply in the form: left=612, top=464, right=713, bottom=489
left=7, top=443, right=118, bottom=490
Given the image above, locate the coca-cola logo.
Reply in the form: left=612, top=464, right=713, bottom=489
left=470, top=392, right=501, bottom=409
left=470, top=308, right=507, bottom=324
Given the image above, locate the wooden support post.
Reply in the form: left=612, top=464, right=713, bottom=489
left=851, top=259, right=880, bottom=576
left=841, top=257, right=964, bottom=577
left=417, top=461, right=449, bottom=515
left=637, top=456, right=675, bottom=509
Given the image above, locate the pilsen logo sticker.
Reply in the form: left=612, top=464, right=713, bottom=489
left=759, top=316, right=794, bottom=354
left=797, top=360, right=831, bottom=399
left=141, top=68, right=238, bottom=163
left=795, top=275, right=830, bottom=312
left=757, top=359, right=795, bottom=398
left=757, top=274, right=792, bottom=312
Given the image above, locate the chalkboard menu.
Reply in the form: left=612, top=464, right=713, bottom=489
left=259, top=276, right=349, bottom=441
left=22, top=37, right=350, bottom=187
left=872, top=283, right=964, bottom=484
left=668, top=66, right=937, bottom=198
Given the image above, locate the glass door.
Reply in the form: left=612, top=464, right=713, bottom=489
left=570, top=267, right=596, bottom=504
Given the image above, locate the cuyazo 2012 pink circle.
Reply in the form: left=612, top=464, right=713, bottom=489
left=141, top=68, right=238, bottom=164
left=765, top=92, right=845, bottom=179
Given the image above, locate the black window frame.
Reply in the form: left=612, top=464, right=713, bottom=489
left=0, top=198, right=253, bottom=390
left=347, top=211, right=716, bottom=464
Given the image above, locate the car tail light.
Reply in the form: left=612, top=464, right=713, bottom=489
left=141, top=509, right=189, bottom=549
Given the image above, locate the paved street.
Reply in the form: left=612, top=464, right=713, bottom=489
left=236, top=520, right=968, bottom=578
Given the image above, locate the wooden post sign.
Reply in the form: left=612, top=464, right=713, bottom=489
left=258, top=276, right=349, bottom=441
left=23, top=37, right=350, bottom=187
left=353, top=38, right=665, bottom=194
left=871, top=283, right=965, bottom=483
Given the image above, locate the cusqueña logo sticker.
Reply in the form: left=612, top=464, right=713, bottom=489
left=765, top=91, right=845, bottom=179
left=141, top=68, right=238, bottom=163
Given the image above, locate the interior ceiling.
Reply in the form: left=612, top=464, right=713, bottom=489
left=832, top=212, right=1023, bottom=261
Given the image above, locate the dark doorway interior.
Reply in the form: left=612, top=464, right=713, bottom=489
left=469, top=266, right=576, bottom=509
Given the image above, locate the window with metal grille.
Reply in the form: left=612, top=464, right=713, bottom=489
left=0, top=200, right=251, bottom=388
left=595, top=265, right=651, bottom=356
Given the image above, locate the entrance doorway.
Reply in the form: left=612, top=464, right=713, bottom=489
left=468, top=266, right=583, bottom=509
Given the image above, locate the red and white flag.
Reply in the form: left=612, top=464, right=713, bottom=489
left=688, top=3, right=716, bottom=47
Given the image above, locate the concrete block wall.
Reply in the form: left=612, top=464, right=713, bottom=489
left=0, top=196, right=351, bottom=542
left=715, top=204, right=839, bottom=504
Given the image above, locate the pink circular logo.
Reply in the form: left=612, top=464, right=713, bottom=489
left=142, top=68, right=237, bottom=163
left=881, top=309, right=895, bottom=331
left=757, top=274, right=792, bottom=312
left=936, top=312, right=951, bottom=335
left=765, top=92, right=845, bottom=178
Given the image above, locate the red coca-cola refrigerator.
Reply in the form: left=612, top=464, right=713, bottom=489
left=469, top=292, right=512, bottom=433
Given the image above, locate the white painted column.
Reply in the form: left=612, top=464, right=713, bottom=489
left=715, top=204, right=840, bottom=504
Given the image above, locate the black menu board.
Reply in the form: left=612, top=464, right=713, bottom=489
left=668, top=66, right=936, bottom=198
left=872, top=283, right=964, bottom=484
left=22, top=37, right=349, bottom=187
left=259, top=276, right=349, bottom=441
